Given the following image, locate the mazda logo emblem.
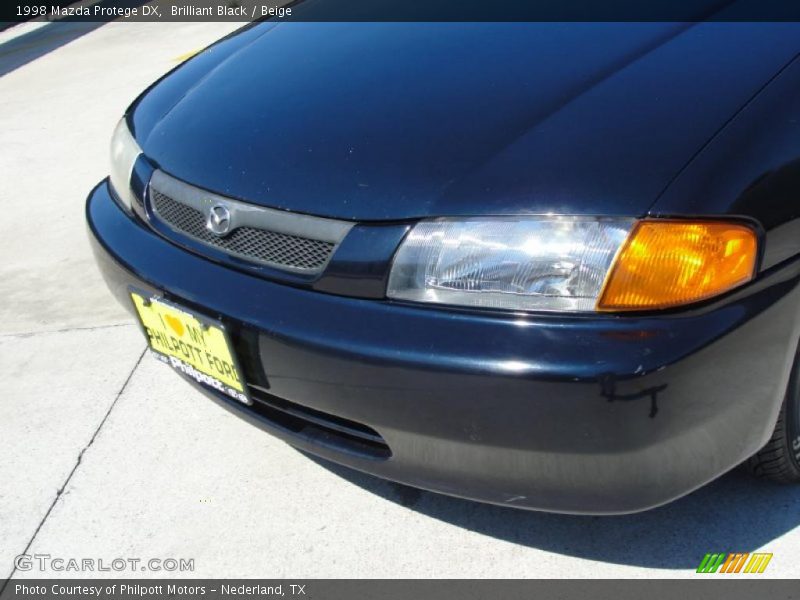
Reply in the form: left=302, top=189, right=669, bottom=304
left=206, top=204, right=232, bottom=236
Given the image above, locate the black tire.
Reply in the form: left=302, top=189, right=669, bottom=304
left=746, top=349, right=800, bottom=483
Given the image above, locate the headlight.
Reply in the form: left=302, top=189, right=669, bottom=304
left=596, top=220, right=758, bottom=311
left=387, top=217, right=634, bottom=312
left=387, top=217, right=758, bottom=313
left=109, top=118, right=142, bottom=211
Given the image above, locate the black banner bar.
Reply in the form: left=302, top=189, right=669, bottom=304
left=2, top=580, right=800, bottom=600
left=4, top=0, right=800, bottom=23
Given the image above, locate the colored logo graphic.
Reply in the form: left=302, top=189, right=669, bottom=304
left=696, top=553, right=773, bottom=574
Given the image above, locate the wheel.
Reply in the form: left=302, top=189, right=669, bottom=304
left=746, top=347, right=800, bottom=483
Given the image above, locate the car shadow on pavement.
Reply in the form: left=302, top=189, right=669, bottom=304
left=0, top=20, right=106, bottom=77
left=300, top=451, right=800, bottom=570
left=0, top=2, right=154, bottom=77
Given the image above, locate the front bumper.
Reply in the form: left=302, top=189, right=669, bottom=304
left=88, top=180, right=800, bottom=514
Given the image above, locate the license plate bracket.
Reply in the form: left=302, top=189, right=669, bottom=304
left=129, top=288, right=252, bottom=405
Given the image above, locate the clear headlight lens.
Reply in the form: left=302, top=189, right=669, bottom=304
left=387, top=217, right=634, bottom=312
left=109, top=118, right=142, bottom=211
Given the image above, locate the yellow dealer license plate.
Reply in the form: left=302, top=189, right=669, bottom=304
left=129, top=289, right=251, bottom=405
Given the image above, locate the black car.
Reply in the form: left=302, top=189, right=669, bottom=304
left=87, top=21, right=800, bottom=513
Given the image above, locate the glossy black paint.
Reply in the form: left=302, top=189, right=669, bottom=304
left=130, top=22, right=800, bottom=225
left=650, top=54, right=800, bottom=270
left=88, top=181, right=800, bottom=513
left=88, top=22, right=800, bottom=512
left=314, top=223, right=412, bottom=298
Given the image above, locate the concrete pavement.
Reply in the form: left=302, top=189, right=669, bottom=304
left=1, top=21, right=798, bottom=579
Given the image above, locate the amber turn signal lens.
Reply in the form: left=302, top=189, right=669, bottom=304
left=597, top=220, right=758, bottom=312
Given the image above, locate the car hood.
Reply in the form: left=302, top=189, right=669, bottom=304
left=131, top=22, right=800, bottom=221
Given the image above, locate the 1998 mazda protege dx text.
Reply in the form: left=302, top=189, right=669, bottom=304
left=86, top=20, right=800, bottom=514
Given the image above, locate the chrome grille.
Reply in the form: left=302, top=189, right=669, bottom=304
left=152, top=190, right=335, bottom=270
left=146, top=170, right=352, bottom=274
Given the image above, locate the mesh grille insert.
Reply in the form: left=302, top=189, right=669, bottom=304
left=151, top=189, right=336, bottom=271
